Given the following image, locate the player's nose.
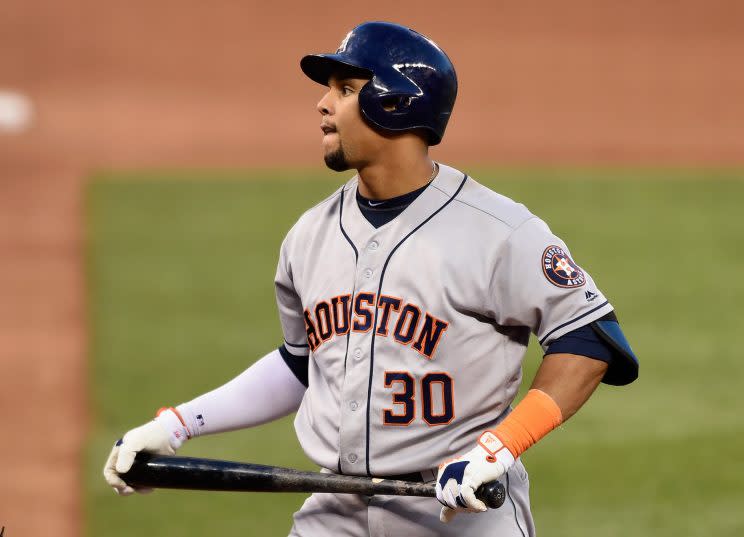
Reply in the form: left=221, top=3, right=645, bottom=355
left=316, top=90, right=334, bottom=115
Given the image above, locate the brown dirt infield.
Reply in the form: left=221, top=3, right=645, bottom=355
left=0, top=157, right=85, bottom=536
left=1, top=1, right=742, bottom=535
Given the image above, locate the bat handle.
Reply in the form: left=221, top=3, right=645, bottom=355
left=475, top=480, right=506, bottom=509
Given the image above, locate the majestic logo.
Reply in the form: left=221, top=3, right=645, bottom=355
left=303, top=293, right=449, bottom=359
left=542, top=245, right=586, bottom=288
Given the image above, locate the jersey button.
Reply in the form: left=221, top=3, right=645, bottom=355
left=363, top=268, right=374, bottom=279
left=368, top=241, right=379, bottom=251
left=347, top=453, right=358, bottom=463
left=349, top=400, right=359, bottom=411
left=353, top=348, right=362, bottom=360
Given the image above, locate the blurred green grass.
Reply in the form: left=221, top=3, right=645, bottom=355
left=86, top=168, right=744, bottom=537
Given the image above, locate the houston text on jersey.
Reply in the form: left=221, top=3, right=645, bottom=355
left=303, top=293, right=449, bottom=359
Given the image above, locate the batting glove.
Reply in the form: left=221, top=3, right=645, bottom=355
left=103, top=407, right=190, bottom=496
left=435, top=431, right=515, bottom=523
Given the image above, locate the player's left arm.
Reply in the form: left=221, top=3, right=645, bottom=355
left=532, top=352, right=607, bottom=421
left=436, top=352, right=605, bottom=523
left=437, top=217, right=639, bottom=522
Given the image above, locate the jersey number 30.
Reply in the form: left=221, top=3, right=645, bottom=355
left=383, top=371, right=454, bottom=426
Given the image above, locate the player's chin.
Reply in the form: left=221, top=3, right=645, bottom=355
left=323, top=147, right=351, bottom=172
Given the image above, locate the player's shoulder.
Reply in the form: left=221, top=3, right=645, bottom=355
left=438, top=164, right=536, bottom=230
left=299, top=179, right=350, bottom=221
left=281, top=176, right=356, bottom=246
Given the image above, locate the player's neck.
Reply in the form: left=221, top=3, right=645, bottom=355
left=357, top=154, right=435, bottom=200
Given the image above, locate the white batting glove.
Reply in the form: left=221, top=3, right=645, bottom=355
left=103, top=408, right=190, bottom=496
left=435, top=431, right=515, bottom=523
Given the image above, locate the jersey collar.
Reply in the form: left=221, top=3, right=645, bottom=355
left=339, top=163, right=468, bottom=251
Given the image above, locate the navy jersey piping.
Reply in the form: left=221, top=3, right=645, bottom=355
left=538, top=300, right=610, bottom=345
left=338, top=184, right=360, bottom=372
left=338, top=184, right=360, bottom=261
left=430, top=182, right=530, bottom=229
left=506, top=473, right=528, bottom=537
left=365, top=173, right=469, bottom=476
left=338, top=184, right=359, bottom=474
left=283, top=339, right=309, bottom=350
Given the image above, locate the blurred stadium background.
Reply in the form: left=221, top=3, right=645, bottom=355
left=1, top=1, right=742, bottom=536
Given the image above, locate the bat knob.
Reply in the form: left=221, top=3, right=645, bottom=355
left=475, top=480, right=506, bottom=509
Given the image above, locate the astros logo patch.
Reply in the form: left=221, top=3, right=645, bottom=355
left=542, top=245, right=586, bottom=288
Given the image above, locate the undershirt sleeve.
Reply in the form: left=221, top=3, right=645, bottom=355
left=545, top=314, right=616, bottom=363
left=279, top=344, right=309, bottom=387
left=176, top=348, right=306, bottom=437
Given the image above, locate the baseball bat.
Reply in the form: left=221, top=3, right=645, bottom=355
left=121, top=454, right=506, bottom=509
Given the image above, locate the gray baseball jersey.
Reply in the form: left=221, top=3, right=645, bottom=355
left=275, top=163, right=612, bottom=477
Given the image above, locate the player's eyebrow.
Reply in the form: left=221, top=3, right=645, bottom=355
left=331, top=75, right=367, bottom=88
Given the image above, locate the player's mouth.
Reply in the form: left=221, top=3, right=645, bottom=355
left=320, top=123, right=337, bottom=135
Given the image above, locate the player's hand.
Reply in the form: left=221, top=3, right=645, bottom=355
left=103, top=408, right=190, bottom=495
left=435, top=431, right=515, bottom=523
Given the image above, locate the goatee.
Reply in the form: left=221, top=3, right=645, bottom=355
left=324, top=145, right=350, bottom=172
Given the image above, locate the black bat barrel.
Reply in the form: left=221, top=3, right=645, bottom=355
left=122, top=454, right=505, bottom=509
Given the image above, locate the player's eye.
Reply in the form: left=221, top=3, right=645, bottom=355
left=342, top=86, right=354, bottom=96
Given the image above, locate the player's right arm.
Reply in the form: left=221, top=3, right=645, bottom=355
left=104, top=231, right=310, bottom=495
left=103, top=346, right=307, bottom=495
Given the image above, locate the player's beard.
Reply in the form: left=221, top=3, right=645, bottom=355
left=324, top=141, right=350, bottom=172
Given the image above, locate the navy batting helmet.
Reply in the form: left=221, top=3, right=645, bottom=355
left=300, top=21, right=457, bottom=145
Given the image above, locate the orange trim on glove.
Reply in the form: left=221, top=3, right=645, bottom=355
left=490, top=389, right=563, bottom=458
left=156, top=406, right=191, bottom=439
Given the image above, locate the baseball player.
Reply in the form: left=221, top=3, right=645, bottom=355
left=104, top=21, right=638, bottom=536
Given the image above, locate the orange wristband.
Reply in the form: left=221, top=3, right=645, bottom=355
left=490, top=389, right=563, bottom=458
left=156, top=406, right=191, bottom=439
